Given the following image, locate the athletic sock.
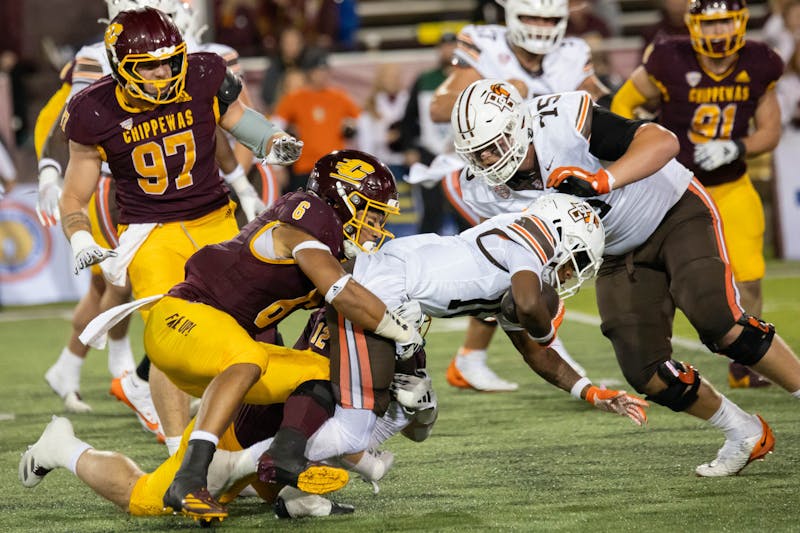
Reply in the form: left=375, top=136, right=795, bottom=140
left=107, top=335, right=134, bottom=377
left=707, top=396, right=762, bottom=441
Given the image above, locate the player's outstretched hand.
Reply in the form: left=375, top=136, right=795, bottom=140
left=264, top=135, right=303, bottom=166
left=693, top=140, right=741, bottom=171
left=547, top=166, right=615, bottom=197
left=585, top=385, right=648, bottom=426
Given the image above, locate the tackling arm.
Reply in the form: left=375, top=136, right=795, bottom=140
left=604, top=122, right=679, bottom=188
left=743, top=88, right=782, bottom=156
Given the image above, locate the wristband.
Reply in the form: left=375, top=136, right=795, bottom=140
left=570, top=377, right=592, bottom=399
left=733, top=139, right=746, bottom=159
left=69, top=230, right=96, bottom=256
left=324, top=274, right=352, bottom=303
left=604, top=169, right=616, bottom=192
left=228, top=174, right=256, bottom=198
left=38, top=157, right=62, bottom=176
left=222, top=164, right=246, bottom=184
left=291, top=240, right=330, bottom=258
left=374, top=309, right=414, bottom=344
left=528, top=324, right=555, bottom=346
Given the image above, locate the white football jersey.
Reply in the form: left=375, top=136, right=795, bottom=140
left=455, top=25, right=594, bottom=98
left=353, top=212, right=556, bottom=322
left=460, top=91, right=694, bottom=256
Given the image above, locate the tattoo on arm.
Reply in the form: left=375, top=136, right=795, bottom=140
left=62, top=211, right=91, bottom=237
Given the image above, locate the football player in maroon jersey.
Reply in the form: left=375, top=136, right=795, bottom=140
left=57, top=7, right=304, bottom=453
left=611, top=0, right=783, bottom=388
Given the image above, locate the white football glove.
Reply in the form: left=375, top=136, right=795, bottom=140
left=395, top=330, right=424, bottom=361
left=224, top=165, right=265, bottom=222
left=36, top=165, right=63, bottom=227
left=263, top=134, right=303, bottom=166
left=390, top=370, right=436, bottom=412
left=693, top=140, right=741, bottom=171
left=392, top=300, right=426, bottom=331
left=70, top=230, right=117, bottom=275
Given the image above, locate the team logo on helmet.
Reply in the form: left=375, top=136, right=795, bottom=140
left=485, top=83, right=517, bottom=112
left=105, top=23, right=123, bottom=49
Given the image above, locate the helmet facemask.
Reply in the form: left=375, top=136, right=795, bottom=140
left=335, top=181, right=400, bottom=259
left=542, top=232, right=604, bottom=298
left=115, top=43, right=188, bottom=104
left=501, top=0, right=569, bottom=55
left=686, top=0, right=749, bottom=58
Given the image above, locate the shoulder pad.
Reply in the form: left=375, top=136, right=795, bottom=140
left=217, top=69, right=243, bottom=115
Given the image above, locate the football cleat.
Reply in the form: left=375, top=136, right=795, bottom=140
left=44, top=363, right=92, bottom=413
left=109, top=372, right=164, bottom=441
left=164, top=486, right=228, bottom=522
left=695, top=415, right=775, bottom=477
left=274, top=486, right=355, bottom=518
left=258, top=453, right=349, bottom=495
left=446, top=350, right=519, bottom=392
left=63, top=391, right=93, bottom=414
left=19, top=416, right=74, bottom=488
left=728, top=362, right=772, bottom=388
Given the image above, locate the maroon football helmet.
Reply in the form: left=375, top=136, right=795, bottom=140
left=104, top=7, right=187, bottom=104
left=306, top=150, right=400, bottom=258
left=685, top=0, right=749, bottom=57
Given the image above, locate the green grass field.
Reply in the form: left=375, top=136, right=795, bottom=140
left=2, top=262, right=800, bottom=532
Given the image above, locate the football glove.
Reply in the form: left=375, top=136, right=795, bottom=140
left=224, top=165, right=265, bottom=222
left=70, top=230, right=117, bottom=274
left=392, top=300, right=426, bottom=331
left=36, top=165, right=63, bottom=227
left=395, top=330, right=425, bottom=362
left=693, top=140, right=742, bottom=171
left=264, top=134, right=303, bottom=166
left=585, top=385, right=649, bottom=426
left=390, top=370, right=436, bottom=412
left=547, top=166, right=615, bottom=197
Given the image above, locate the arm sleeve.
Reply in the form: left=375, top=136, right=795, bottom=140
left=588, top=105, right=648, bottom=161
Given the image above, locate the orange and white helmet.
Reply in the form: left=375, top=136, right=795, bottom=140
left=685, top=0, right=749, bottom=57
left=499, top=0, right=569, bottom=55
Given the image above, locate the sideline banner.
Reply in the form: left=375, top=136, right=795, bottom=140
left=0, top=184, right=89, bottom=305
left=774, top=127, right=800, bottom=260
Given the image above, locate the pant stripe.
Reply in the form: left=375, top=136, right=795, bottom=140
left=442, top=171, right=481, bottom=227
left=687, top=178, right=743, bottom=320
left=338, top=316, right=375, bottom=411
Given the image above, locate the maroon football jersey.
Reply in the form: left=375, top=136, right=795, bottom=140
left=169, top=191, right=344, bottom=337
left=645, top=38, right=783, bottom=186
left=64, top=53, right=230, bottom=223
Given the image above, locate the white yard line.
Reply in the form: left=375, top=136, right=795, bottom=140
left=0, top=308, right=73, bottom=323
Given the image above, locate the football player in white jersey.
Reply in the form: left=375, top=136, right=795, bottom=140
left=428, top=0, right=611, bottom=393
left=35, top=0, right=271, bottom=453
left=452, top=79, right=800, bottom=477
left=257, top=193, right=649, bottom=484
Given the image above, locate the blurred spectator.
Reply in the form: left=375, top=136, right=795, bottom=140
left=336, top=0, right=360, bottom=50
left=357, top=63, right=410, bottom=178
left=641, top=0, right=690, bottom=47
left=0, top=50, right=35, bottom=146
left=271, top=51, right=360, bottom=192
left=567, top=0, right=612, bottom=40
left=763, top=0, right=800, bottom=63
left=264, top=0, right=341, bottom=50
left=473, top=0, right=504, bottom=24
left=0, top=136, right=15, bottom=196
left=260, top=28, right=322, bottom=114
left=398, top=33, right=469, bottom=235
left=215, top=0, right=268, bottom=57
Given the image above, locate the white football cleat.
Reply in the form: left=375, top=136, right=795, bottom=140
left=695, top=415, right=775, bottom=477
left=446, top=350, right=518, bottom=392
left=63, top=392, right=92, bottom=414
left=19, top=416, right=74, bottom=488
left=109, top=372, right=163, bottom=440
left=274, top=486, right=354, bottom=518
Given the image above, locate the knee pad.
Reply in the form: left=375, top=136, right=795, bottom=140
left=291, top=380, right=336, bottom=417
left=645, top=360, right=701, bottom=412
left=706, top=315, right=775, bottom=366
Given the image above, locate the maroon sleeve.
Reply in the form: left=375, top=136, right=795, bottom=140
left=272, top=192, right=345, bottom=259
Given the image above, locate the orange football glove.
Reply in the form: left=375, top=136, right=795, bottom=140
left=585, top=385, right=649, bottom=426
left=547, top=166, right=615, bottom=197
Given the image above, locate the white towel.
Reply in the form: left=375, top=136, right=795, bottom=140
left=404, top=154, right=465, bottom=189
left=100, top=222, right=157, bottom=287
left=79, top=294, right=164, bottom=349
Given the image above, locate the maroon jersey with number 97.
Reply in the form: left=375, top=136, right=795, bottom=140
left=644, top=38, right=783, bottom=186
left=63, top=52, right=230, bottom=224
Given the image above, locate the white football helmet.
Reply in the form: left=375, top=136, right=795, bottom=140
left=452, top=79, right=531, bottom=187
left=499, top=0, right=569, bottom=55
left=531, top=193, right=605, bottom=298
left=105, top=0, right=178, bottom=20
left=172, top=1, right=209, bottom=43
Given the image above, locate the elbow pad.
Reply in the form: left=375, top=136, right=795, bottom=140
left=217, top=69, right=243, bottom=116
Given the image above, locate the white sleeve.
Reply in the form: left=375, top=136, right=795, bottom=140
left=505, top=241, right=545, bottom=277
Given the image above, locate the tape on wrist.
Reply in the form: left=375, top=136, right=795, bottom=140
left=38, top=164, right=61, bottom=188
left=604, top=169, right=616, bottom=192
left=69, top=230, right=96, bottom=256
left=375, top=309, right=414, bottom=343
left=325, top=274, right=352, bottom=303
left=222, top=164, right=246, bottom=184
left=570, top=377, right=592, bottom=399
left=38, top=157, right=62, bottom=175
left=528, top=324, right=555, bottom=346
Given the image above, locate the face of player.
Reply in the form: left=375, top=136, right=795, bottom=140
left=699, top=17, right=736, bottom=38
left=557, top=263, right=575, bottom=284
left=355, top=208, right=387, bottom=248
left=135, top=59, right=174, bottom=96
left=519, top=15, right=560, bottom=28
